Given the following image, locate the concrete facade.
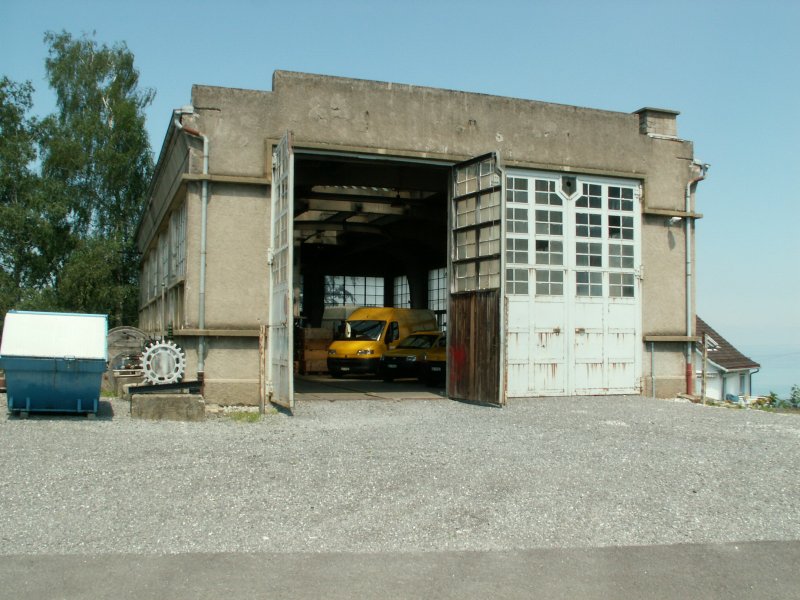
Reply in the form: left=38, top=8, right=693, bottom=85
left=136, top=71, right=705, bottom=405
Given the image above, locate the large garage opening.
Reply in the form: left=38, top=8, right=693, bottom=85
left=290, top=150, right=451, bottom=398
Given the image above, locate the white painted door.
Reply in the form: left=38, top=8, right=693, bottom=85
left=504, top=172, right=642, bottom=397
left=269, top=132, right=294, bottom=409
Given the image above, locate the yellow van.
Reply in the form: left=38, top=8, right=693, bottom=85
left=327, top=307, right=437, bottom=378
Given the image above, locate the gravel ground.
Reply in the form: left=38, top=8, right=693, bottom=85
left=1, top=394, right=798, bottom=556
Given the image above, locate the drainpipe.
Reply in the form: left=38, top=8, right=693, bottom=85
left=685, top=161, right=709, bottom=395
left=173, top=111, right=209, bottom=384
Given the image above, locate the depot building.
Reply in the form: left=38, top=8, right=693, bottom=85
left=136, top=71, right=706, bottom=409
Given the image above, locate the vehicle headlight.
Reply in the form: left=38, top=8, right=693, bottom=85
left=356, top=349, right=374, bottom=356
left=328, top=349, right=337, bottom=356
left=406, top=355, right=417, bottom=362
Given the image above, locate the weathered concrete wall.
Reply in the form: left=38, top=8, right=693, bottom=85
left=642, top=343, right=691, bottom=399
left=203, top=184, right=269, bottom=328
left=190, top=72, right=694, bottom=184
left=174, top=335, right=260, bottom=405
left=641, top=215, right=691, bottom=335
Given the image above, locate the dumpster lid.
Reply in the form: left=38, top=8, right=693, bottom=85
left=0, top=311, right=108, bottom=360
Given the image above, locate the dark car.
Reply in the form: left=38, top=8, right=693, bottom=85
left=378, top=331, right=443, bottom=382
left=421, top=334, right=446, bottom=387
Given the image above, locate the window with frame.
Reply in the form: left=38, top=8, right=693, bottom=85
left=455, top=195, right=477, bottom=228
left=455, top=229, right=477, bottom=261
left=535, top=209, right=563, bottom=235
left=576, top=242, right=602, bottom=267
left=506, top=207, right=529, bottom=234
left=506, top=176, right=529, bottom=203
left=427, top=268, right=447, bottom=328
left=576, top=212, right=602, bottom=238
left=576, top=271, right=603, bottom=297
left=609, top=272, right=635, bottom=298
left=169, top=202, right=187, bottom=280
left=507, top=268, right=529, bottom=295
left=150, top=252, right=158, bottom=299
left=535, top=270, right=563, bottom=296
left=535, top=179, right=562, bottom=206
left=506, top=237, right=529, bottom=264
left=608, top=186, right=634, bottom=211
left=608, top=244, right=634, bottom=268
left=393, top=276, right=410, bottom=308
left=609, top=215, right=634, bottom=240
left=535, top=239, right=563, bottom=265
left=324, top=276, right=384, bottom=307
left=576, top=183, right=602, bottom=209
left=478, top=224, right=501, bottom=257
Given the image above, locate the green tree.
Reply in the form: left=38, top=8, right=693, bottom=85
left=39, top=30, right=154, bottom=325
left=0, top=77, right=73, bottom=326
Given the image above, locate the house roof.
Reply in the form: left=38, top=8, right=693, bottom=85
left=696, top=317, right=760, bottom=371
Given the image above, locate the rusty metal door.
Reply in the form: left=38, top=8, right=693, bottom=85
left=448, top=153, right=505, bottom=406
left=268, top=132, right=294, bottom=410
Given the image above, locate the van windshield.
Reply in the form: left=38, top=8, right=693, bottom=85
left=341, top=320, right=386, bottom=341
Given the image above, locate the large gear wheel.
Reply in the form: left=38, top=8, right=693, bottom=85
left=141, top=339, right=186, bottom=385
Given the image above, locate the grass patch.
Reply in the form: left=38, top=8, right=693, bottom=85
left=228, top=410, right=261, bottom=423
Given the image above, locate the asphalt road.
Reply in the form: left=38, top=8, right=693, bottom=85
left=1, top=392, right=798, bottom=598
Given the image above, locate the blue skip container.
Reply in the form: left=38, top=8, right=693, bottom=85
left=0, top=311, right=108, bottom=415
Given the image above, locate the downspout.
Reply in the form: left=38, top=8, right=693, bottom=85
left=685, top=161, right=709, bottom=395
left=173, top=111, right=209, bottom=383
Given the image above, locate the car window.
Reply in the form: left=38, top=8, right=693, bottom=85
left=397, top=334, right=437, bottom=349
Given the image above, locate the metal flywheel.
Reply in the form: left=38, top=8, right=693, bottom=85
left=141, top=339, right=186, bottom=385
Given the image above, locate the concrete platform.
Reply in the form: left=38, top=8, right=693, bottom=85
left=130, top=393, right=205, bottom=421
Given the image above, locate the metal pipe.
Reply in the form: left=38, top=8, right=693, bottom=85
left=173, top=112, right=210, bottom=378
left=650, top=341, right=655, bottom=399
left=684, top=161, right=708, bottom=395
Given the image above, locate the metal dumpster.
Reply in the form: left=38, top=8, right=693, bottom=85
left=0, top=311, right=108, bottom=415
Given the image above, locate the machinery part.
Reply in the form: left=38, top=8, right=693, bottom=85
left=141, top=340, right=186, bottom=385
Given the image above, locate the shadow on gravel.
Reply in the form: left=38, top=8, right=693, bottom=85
left=5, top=399, right=115, bottom=421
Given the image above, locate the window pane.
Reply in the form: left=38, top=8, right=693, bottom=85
left=577, top=183, right=602, bottom=209
left=506, top=176, right=529, bottom=203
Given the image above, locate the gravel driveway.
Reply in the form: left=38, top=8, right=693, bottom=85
left=1, top=394, right=798, bottom=555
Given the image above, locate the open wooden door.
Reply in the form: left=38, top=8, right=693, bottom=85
left=268, top=132, right=294, bottom=410
left=447, top=153, right=506, bottom=406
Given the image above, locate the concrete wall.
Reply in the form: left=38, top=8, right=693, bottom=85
left=139, top=71, right=702, bottom=403
left=182, top=183, right=269, bottom=329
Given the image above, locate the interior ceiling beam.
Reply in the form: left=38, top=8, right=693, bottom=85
left=302, top=198, right=407, bottom=216
left=297, top=190, right=438, bottom=205
left=294, top=221, right=385, bottom=235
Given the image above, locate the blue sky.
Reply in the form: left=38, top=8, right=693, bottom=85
left=2, top=0, right=798, bottom=396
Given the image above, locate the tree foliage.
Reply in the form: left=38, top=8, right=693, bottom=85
left=0, top=77, right=71, bottom=317
left=0, top=31, right=154, bottom=329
